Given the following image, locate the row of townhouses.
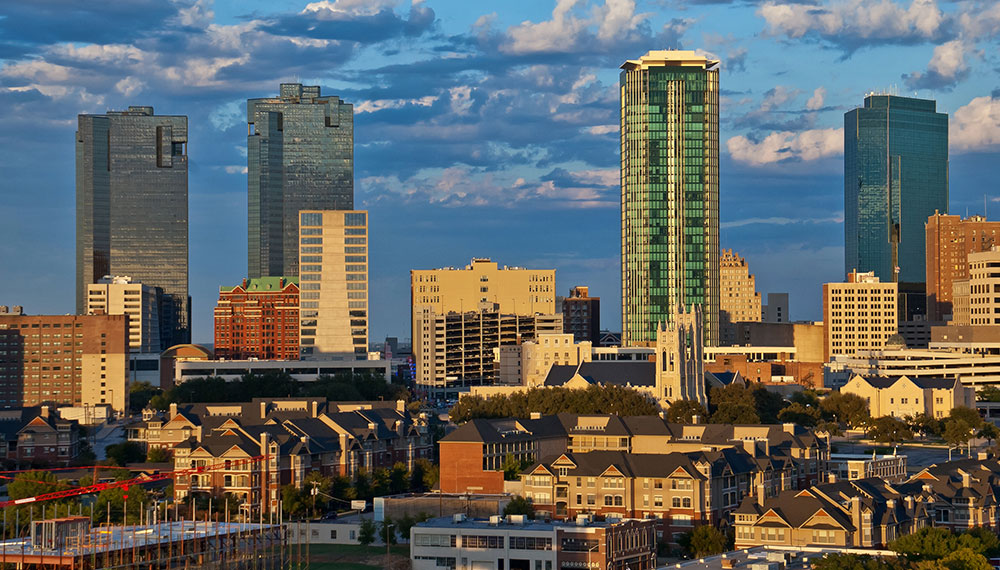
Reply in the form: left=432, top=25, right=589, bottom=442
left=734, top=456, right=1000, bottom=549
left=0, top=406, right=81, bottom=466
left=127, top=398, right=433, bottom=513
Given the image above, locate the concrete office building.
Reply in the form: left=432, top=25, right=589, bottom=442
left=959, top=247, right=1000, bottom=326
left=0, top=311, right=128, bottom=412
left=214, top=276, right=299, bottom=360
left=298, top=210, right=369, bottom=359
left=521, top=333, right=593, bottom=387
left=85, top=276, right=160, bottom=353
left=762, top=293, right=789, bottom=323
left=76, top=106, right=189, bottom=348
left=247, top=83, right=354, bottom=279
left=844, top=95, right=948, bottom=314
left=562, top=286, right=600, bottom=344
left=620, top=50, right=720, bottom=346
left=823, top=271, right=898, bottom=361
left=926, top=213, right=1000, bottom=320
left=720, top=249, right=762, bottom=345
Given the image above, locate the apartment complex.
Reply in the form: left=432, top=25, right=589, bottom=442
left=620, top=50, right=720, bottom=346
left=823, top=271, right=898, bottom=361
left=828, top=453, right=908, bottom=482
left=0, top=312, right=128, bottom=412
left=840, top=374, right=975, bottom=419
left=128, top=398, right=430, bottom=513
left=925, top=213, right=1000, bottom=320
left=76, top=106, right=190, bottom=347
left=247, top=84, right=354, bottom=279
left=298, top=210, right=369, bottom=358
left=0, top=406, right=81, bottom=466
left=411, top=259, right=558, bottom=394
left=411, top=515, right=657, bottom=570
left=562, top=286, right=600, bottom=344
left=720, top=249, right=762, bottom=346
left=85, top=276, right=161, bottom=353
left=214, top=277, right=299, bottom=360
left=439, top=414, right=828, bottom=496
left=735, top=457, right=1000, bottom=549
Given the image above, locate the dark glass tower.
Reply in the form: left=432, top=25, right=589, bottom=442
left=620, top=51, right=720, bottom=346
left=844, top=95, right=948, bottom=288
left=247, top=83, right=354, bottom=278
left=76, top=106, right=190, bottom=349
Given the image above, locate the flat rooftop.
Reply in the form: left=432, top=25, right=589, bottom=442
left=416, top=516, right=633, bottom=533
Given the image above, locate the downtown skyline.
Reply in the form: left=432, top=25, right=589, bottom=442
left=2, top=0, right=1000, bottom=344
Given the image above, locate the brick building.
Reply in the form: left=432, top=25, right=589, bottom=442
left=0, top=310, right=128, bottom=412
left=214, top=277, right=299, bottom=360
left=562, top=286, right=600, bottom=344
left=925, top=213, right=1000, bottom=321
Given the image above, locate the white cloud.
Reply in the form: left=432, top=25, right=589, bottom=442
left=951, top=96, right=1000, bottom=152
left=806, top=87, right=826, bottom=111
left=760, top=85, right=799, bottom=111
left=958, top=2, right=1000, bottom=40
left=449, top=86, right=473, bottom=114
left=303, top=0, right=399, bottom=18
left=904, top=40, right=970, bottom=88
left=224, top=165, right=248, bottom=175
left=501, top=0, right=654, bottom=55
left=114, top=76, right=146, bottom=97
left=585, top=125, right=617, bottom=135
left=759, top=0, right=945, bottom=45
left=355, top=96, right=437, bottom=114
left=727, top=128, right=844, bottom=166
left=176, top=0, right=215, bottom=27
left=721, top=214, right=843, bottom=229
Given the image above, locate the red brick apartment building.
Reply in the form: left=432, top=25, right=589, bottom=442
left=214, top=277, right=299, bottom=360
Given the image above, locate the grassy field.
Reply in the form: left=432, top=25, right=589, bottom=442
left=287, top=543, right=410, bottom=569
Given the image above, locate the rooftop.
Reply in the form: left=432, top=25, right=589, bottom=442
left=621, top=50, right=719, bottom=71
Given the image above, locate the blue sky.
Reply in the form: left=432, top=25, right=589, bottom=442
left=1, top=0, right=999, bottom=344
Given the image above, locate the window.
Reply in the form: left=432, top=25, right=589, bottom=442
left=301, top=237, right=322, bottom=245
left=301, top=212, right=323, bottom=226
left=344, top=212, right=366, bottom=227
left=330, top=530, right=337, bottom=539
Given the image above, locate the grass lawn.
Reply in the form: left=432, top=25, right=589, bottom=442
left=287, top=543, right=410, bottom=569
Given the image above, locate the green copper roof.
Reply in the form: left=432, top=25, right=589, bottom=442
left=220, top=276, right=298, bottom=292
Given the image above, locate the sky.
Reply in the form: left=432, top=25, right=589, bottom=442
left=1, top=0, right=999, bottom=345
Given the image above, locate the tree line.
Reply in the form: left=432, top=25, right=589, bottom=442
left=814, top=526, right=1000, bottom=570
left=448, top=385, right=660, bottom=423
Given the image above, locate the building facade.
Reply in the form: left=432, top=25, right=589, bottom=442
left=563, top=286, right=600, bottom=344
left=925, top=213, right=1000, bottom=321
left=840, top=374, right=975, bottom=419
left=76, top=106, right=189, bottom=347
left=298, top=210, right=369, bottom=358
left=0, top=313, right=128, bottom=412
left=411, top=515, right=657, bottom=570
left=960, top=247, right=1000, bottom=326
left=823, top=271, right=898, bottom=361
left=620, top=50, right=720, bottom=346
left=85, top=276, right=161, bottom=353
left=214, top=277, right=299, bottom=360
left=844, top=95, right=948, bottom=287
left=521, top=333, right=593, bottom=388
left=720, top=249, right=762, bottom=346
left=0, top=406, right=81, bottom=467
left=247, top=84, right=354, bottom=279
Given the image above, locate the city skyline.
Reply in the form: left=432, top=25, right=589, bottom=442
left=2, top=0, right=1000, bottom=343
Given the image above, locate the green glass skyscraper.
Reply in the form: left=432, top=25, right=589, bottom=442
left=76, top=106, right=190, bottom=349
left=248, top=83, right=354, bottom=278
left=844, top=95, right=948, bottom=290
left=620, top=50, right=720, bottom=346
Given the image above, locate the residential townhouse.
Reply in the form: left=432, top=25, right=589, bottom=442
left=734, top=456, right=1000, bottom=550
left=439, top=413, right=828, bottom=496
left=0, top=406, right=81, bottom=467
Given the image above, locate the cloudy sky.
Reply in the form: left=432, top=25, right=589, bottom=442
left=1, top=0, right=999, bottom=344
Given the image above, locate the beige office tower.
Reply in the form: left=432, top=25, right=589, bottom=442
left=719, top=249, right=762, bottom=346
left=298, top=210, right=368, bottom=359
left=955, top=247, right=1000, bottom=326
left=823, top=271, right=898, bottom=361
left=926, top=213, right=1000, bottom=321
left=411, top=258, right=557, bottom=395
left=86, top=276, right=161, bottom=353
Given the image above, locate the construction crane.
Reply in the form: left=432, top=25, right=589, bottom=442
left=0, top=455, right=270, bottom=509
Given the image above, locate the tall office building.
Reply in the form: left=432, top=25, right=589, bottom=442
left=298, top=210, right=368, bottom=359
left=76, top=106, right=189, bottom=348
left=719, top=249, right=761, bottom=346
left=822, top=271, right=898, bottom=361
left=248, top=84, right=354, bottom=279
left=620, top=50, right=720, bottom=346
left=925, top=212, right=1000, bottom=321
left=844, top=94, right=948, bottom=314
left=562, top=286, right=600, bottom=344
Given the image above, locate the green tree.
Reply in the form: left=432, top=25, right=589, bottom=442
left=358, top=518, right=377, bottom=546
left=104, top=441, right=145, bottom=466
left=502, top=496, right=535, bottom=519
left=710, top=401, right=759, bottom=424
left=303, top=472, right=333, bottom=517
left=812, top=554, right=907, bottom=570
left=891, top=527, right=959, bottom=561
left=129, top=381, right=162, bottom=411
left=677, top=525, right=731, bottom=558
left=958, top=527, right=1000, bottom=557
left=380, top=515, right=397, bottom=545
left=389, top=463, right=409, bottom=495
left=146, top=447, right=172, bottom=463
left=396, top=514, right=416, bottom=543
left=933, top=548, right=993, bottom=570
left=502, top=454, right=532, bottom=481
left=949, top=407, right=984, bottom=430
left=778, top=402, right=821, bottom=427
left=666, top=399, right=709, bottom=424
left=821, top=392, right=871, bottom=429
left=867, top=416, right=912, bottom=445
left=977, top=386, right=1000, bottom=402
left=92, top=485, right=149, bottom=525
left=943, top=420, right=976, bottom=450
left=448, top=385, right=659, bottom=423
left=909, top=414, right=942, bottom=439
left=353, top=470, right=372, bottom=501
left=978, top=423, right=1000, bottom=447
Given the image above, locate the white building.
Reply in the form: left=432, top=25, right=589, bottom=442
left=86, top=275, right=161, bottom=353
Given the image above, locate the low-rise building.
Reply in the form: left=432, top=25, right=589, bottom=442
left=411, top=515, right=656, bottom=570
left=840, top=374, right=976, bottom=419
left=171, top=357, right=391, bottom=385
left=0, top=406, right=81, bottom=466
left=828, top=453, right=908, bottom=482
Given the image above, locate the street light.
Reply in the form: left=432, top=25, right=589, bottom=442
left=385, top=523, right=394, bottom=560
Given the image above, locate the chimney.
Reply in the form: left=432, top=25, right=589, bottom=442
left=242, top=277, right=248, bottom=288
left=260, top=401, right=267, bottom=419
left=311, top=400, right=319, bottom=417
left=743, top=440, right=757, bottom=456
left=828, top=473, right=838, bottom=483
left=40, top=405, right=50, bottom=419
left=530, top=412, right=541, bottom=420
left=169, top=402, right=178, bottom=417
left=692, top=414, right=701, bottom=425
left=962, top=472, right=971, bottom=488
left=782, top=423, right=795, bottom=434
left=905, top=496, right=914, bottom=513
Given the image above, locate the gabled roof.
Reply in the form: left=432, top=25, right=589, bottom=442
left=543, top=361, right=655, bottom=387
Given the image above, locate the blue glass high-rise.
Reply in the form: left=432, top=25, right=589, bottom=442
left=844, top=95, right=948, bottom=292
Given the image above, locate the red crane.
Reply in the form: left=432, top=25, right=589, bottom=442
left=0, top=455, right=269, bottom=509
